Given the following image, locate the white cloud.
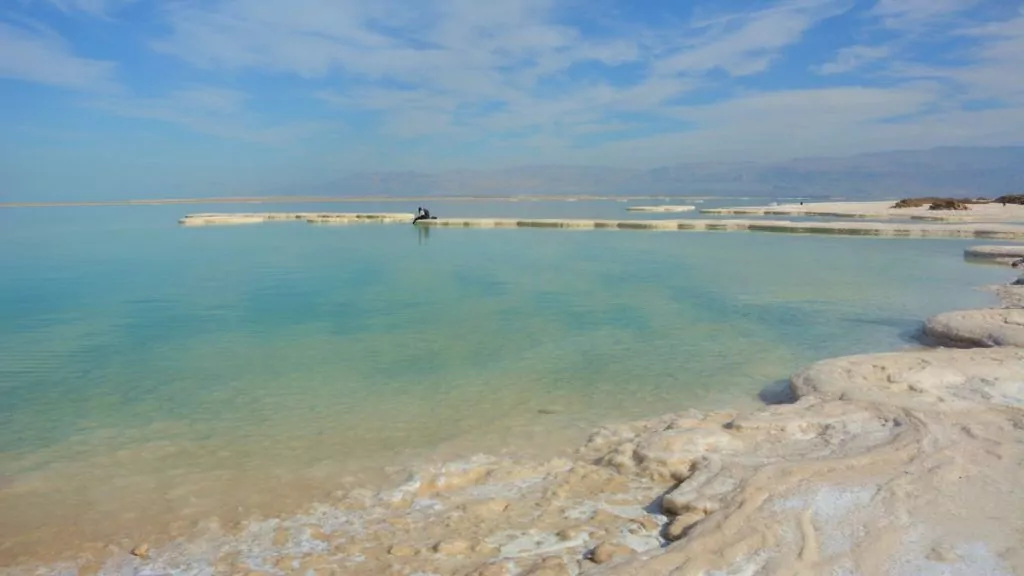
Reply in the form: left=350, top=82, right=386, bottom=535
left=868, top=0, right=980, bottom=30
left=151, top=0, right=634, bottom=92
left=654, top=0, right=853, bottom=77
left=33, top=0, right=137, bottom=17
left=816, top=44, right=891, bottom=74
left=883, top=8, right=1024, bottom=104
left=89, top=87, right=324, bottom=143
left=8, top=0, right=1024, bottom=166
left=0, top=22, right=117, bottom=91
left=567, top=85, right=1024, bottom=166
left=162, top=0, right=855, bottom=146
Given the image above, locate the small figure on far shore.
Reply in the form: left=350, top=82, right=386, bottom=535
left=413, top=206, right=435, bottom=224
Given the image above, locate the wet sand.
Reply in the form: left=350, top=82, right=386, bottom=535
left=5, top=242, right=1023, bottom=574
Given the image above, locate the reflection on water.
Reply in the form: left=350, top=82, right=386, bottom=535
left=0, top=202, right=1012, bottom=566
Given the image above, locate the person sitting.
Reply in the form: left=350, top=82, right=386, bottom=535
left=412, top=206, right=435, bottom=223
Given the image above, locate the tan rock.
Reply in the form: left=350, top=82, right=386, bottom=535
left=388, top=544, right=417, bottom=557
left=273, top=556, right=297, bottom=570
left=433, top=539, right=471, bottom=555
left=927, top=544, right=961, bottom=563
left=385, top=517, right=413, bottom=530
left=924, top=309, right=1024, bottom=348
left=590, top=542, right=633, bottom=564
left=462, top=499, right=510, bottom=517
left=633, top=516, right=661, bottom=532
left=469, top=560, right=517, bottom=576
left=340, top=488, right=375, bottom=509
left=332, top=541, right=362, bottom=555
left=271, top=528, right=289, bottom=547
left=664, top=511, right=704, bottom=541
left=556, top=527, right=584, bottom=541
left=790, top=347, right=1024, bottom=411
left=308, top=568, right=341, bottom=576
left=588, top=508, right=624, bottom=527
left=129, top=543, right=149, bottom=559
left=299, top=555, right=336, bottom=574
left=633, top=429, right=740, bottom=482
left=473, top=541, right=499, bottom=555
left=307, top=526, right=329, bottom=542
left=524, top=555, right=572, bottom=575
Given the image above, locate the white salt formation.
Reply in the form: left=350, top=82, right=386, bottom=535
left=178, top=212, right=1024, bottom=239
left=625, top=205, right=696, bottom=213
left=964, top=245, right=1024, bottom=264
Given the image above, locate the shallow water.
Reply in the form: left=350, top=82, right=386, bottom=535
left=0, top=201, right=1013, bottom=567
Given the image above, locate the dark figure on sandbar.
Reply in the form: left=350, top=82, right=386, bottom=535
left=413, top=206, right=436, bottom=224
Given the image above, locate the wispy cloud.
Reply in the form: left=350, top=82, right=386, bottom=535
left=869, top=0, right=981, bottom=30
left=90, top=87, right=324, bottom=143
left=36, top=0, right=138, bottom=17
left=815, top=44, right=891, bottom=75
left=882, top=6, right=1024, bottom=105
left=654, top=0, right=853, bottom=77
left=0, top=21, right=117, bottom=91
left=2, top=0, right=1024, bottom=176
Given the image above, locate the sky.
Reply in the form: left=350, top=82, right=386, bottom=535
left=1, top=0, right=1023, bottom=200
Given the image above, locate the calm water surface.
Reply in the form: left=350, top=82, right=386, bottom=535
left=0, top=201, right=1013, bottom=566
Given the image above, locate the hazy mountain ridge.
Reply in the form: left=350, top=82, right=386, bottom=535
left=311, top=147, right=1024, bottom=198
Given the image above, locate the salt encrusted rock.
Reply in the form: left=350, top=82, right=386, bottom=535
left=923, top=309, right=1024, bottom=348
left=590, top=541, right=634, bottom=564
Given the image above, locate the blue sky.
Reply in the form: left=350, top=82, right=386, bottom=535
left=2, top=0, right=1023, bottom=199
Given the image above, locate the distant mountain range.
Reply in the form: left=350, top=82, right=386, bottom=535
left=306, top=146, right=1024, bottom=199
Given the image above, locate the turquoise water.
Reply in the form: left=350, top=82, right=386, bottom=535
left=0, top=202, right=1014, bottom=563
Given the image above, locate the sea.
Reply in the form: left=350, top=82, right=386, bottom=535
left=0, top=197, right=1014, bottom=571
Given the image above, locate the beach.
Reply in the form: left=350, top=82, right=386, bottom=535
left=700, top=199, right=1024, bottom=222
left=2, top=200, right=1023, bottom=575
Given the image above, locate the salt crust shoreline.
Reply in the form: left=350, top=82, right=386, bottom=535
left=625, top=205, right=696, bottom=213
left=10, top=248, right=1024, bottom=576
left=701, top=200, right=1024, bottom=223
left=178, top=212, right=1024, bottom=240
left=964, top=244, right=1024, bottom=263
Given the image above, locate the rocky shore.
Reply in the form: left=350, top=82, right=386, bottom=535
left=17, top=251, right=1015, bottom=576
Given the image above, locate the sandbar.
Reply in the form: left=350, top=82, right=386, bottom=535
left=179, top=212, right=413, bottom=226
left=626, top=205, right=696, bottom=213
left=702, top=200, right=1024, bottom=222
left=179, top=212, right=1024, bottom=239
left=964, top=244, right=1024, bottom=263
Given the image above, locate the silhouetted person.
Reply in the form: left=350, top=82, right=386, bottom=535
left=413, top=206, right=434, bottom=223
